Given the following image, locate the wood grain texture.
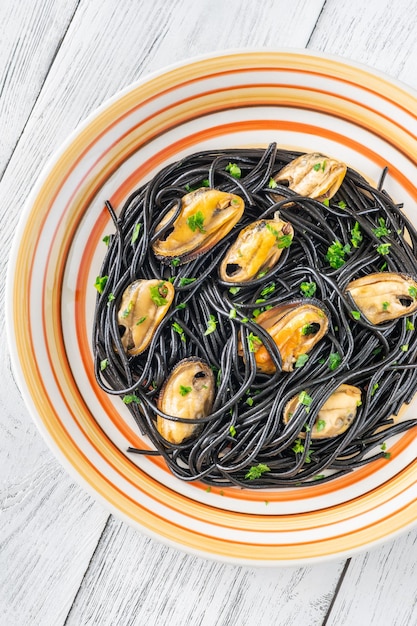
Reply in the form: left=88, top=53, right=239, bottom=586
left=2, top=0, right=417, bottom=624
left=308, top=0, right=417, bottom=89
left=65, top=516, right=344, bottom=626
left=0, top=0, right=80, bottom=179
left=325, top=530, right=417, bottom=626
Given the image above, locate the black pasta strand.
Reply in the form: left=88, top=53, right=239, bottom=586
left=92, top=144, right=417, bottom=488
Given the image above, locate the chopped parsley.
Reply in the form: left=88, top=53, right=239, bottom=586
left=371, top=382, right=379, bottom=396
left=382, top=301, right=390, bottom=311
left=325, top=240, right=350, bottom=269
left=246, top=396, right=254, bottom=406
left=172, top=321, right=186, bottom=342
left=351, top=310, right=361, bottom=320
left=406, top=318, right=415, bottom=331
left=245, top=463, right=270, bottom=480
left=204, top=314, right=218, bottom=335
left=260, top=283, right=275, bottom=297
left=316, top=419, right=326, bottom=432
left=94, top=275, right=108, bottom=294
left=401, top=344, right=409, bottom=352
left=184, top=178, right=210, bottom=192
left=149, top=282, right=169, bottom=306
left=350, top=221, right=363, bottom=248
left=179, top=385, right=192, bottom=396
left=376, top=243, right=391, bottom=255
left=301, top=323, right=316, bottom=336
left=131, top=223, right=141, bottom=244
left=225, top=162, right=242, bottom=178
left=136, top=316, right=147, bottom=325
left=292, top=438, right=305, bottom=454
left=100, top=358, right=108, bottom=371
left=229, top=286, right=240, bottom=295
left=247, top=332, right=261, bottom=353
left=338, top=200, right=347, bottom=209
left=299, top=390, right=313, bottom=411
left=179, top=277, right=197, bottom=287
left=268, top=177, right=278, bottom=189
left=266, top=223, right=292, bottom=248
left=107, top=293, right=115, bottom=304
left=175, top=303, right=187, bottom=310
left=102, top=234, right=110, bottom=246
left=409, top=286, right=417, bottom=299
left=121, top=300, right=134, bottom=318
left=295, top=354, right=309, bottom=368
left=171, top=257, right=181, bottom=267
left=123, top=394, right=141, bottom=404
left=229, top=425, right=236, bottom=437
left=229, top=308, right=237, bottom=319
left=300, top=281, right=317, bottom=298
left=313, top=160, right=326, bottom=172
left=186, top=210, right=206, bottom=233
left=372, top=217, right=391, bottom=238
left=328, top=352, right=342, bottom=371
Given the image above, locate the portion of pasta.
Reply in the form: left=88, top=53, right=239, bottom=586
left=93, top=143, right=417, bottom=488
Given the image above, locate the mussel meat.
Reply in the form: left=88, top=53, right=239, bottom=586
left=345, top=272, right=417, bottom=324
left=219, top=214, right=293, bottom=282
left=152, top=188, right=244, bottom=263
left=243, top=300, right=329, bottom=373
left=273, top=153, right=347, bottom=201
left=156, top=358, right=215, bottom=444
left=283, top=384, right=361, bottom=439
left=117, top=279, right=174, bottom=355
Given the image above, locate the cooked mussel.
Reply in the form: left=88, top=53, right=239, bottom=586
left=219, top=214, right=293, bottom=282
left=156, top=358, right=215, bottom=444
left=345, top=272, right=417, bottom=324
left=273, top=153, right=347, bottom=201
left=242, top=300, right=329, bottom=373
left=152, top=188, right=244, bottom=263
left=117, top=279, right=174, bottom=355
left=283, top=384, right=361, bottom=439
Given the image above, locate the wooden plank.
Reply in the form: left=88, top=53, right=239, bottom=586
left=65, top=516, right=345, bottom=626
left=0, top=0, right=80, bottom=178
left=324, top=531, right=417, bottom=626
left=0, top=0, right=344, bottom=624
left=308, top=0, right=417, bottom=89
left=308, top=0, right=417, bottom=623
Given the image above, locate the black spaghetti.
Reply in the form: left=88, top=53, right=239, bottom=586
left=92, top=143, right=417, bottom=488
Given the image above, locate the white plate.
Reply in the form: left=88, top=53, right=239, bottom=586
left=7, top=50, right=417, bottom=565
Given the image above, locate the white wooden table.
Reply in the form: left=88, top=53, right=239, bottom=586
left=2, top=1, right=417, bottom=624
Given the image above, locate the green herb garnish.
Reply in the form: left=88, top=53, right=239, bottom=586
left=100, top=358, right=108, bottom=371
left=328, top=352, right=342, bottom=371
left=247, top=332, right=261, bottom=353
left=316, top=419, right=326, bottom=432
left=102, top=235, right=110, bottom=246
left=131, top=223, right=141, bottom=244
left=225, top=162, right=242, bottom=178
left=376, top=243, right=391, bottom=255
left=186, top=210, right=206, bottom=233
left=179, top=277, right=197, bottom=287
left=204, top=314, right=218, bottom=335
left=149, top=282, right=169, bottom=306
left=300, top=281, right=317, bottom=297
left=325, top=240, right=350, bottom=269
left=136, top=316, right=147, bottom=325
left=172, top=321, right=186, bottom=342
left=351, top=310, right=361, bottom=320
left=295, top=354, right=309, bottom=368
left=350, top=221, right=363, bottom=248
left=406, top=318, right=415, bottom=331
left=268, top=177, right=278, bottom=189
left=179, top=385, right=192, bottom=396
left=94, top=275, right=108, bottom=294
left=123, top=394, right=141, bottom=404
left=245, top=463, right=270, bottom=480
left=372, top=217, right=391, bottom=238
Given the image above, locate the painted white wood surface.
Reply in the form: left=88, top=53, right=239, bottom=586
left=1, top=0, right=417, bottom=624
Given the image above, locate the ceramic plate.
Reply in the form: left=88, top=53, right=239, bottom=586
left=7, top=50, right=417, bottom=565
